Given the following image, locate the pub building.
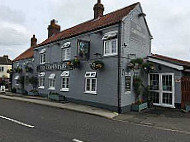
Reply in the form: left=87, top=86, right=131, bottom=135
left=13, top=1, right=190, bottom=113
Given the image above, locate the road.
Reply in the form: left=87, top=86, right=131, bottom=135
left=0, top=98, right=190, bottom=142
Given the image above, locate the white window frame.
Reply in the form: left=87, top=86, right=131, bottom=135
left=62, top=48, right=70, bottom=61
left=48, top=74, right=56, bottom=90
left=85, top=72, right=97, bottom=94
left=103, top=38, right=118, bottom=56
left=40, top=53, right=46, bottom=64
left=148, top=73, right=175, bottom=108
left=15, top=75, right=20, bottom=86
left=38, top=72, right=45, bottom=89
left=0, top=67, right=4, bottom=72
left=60, top=71, right=70, bottom=92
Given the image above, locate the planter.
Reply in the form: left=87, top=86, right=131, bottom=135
left=131, top=102, right=148, bottom=112
left=185, top=104, right=190, bottom=112
left=28, top=91, right=39, bottom=96
left=48, top=94, right=65, bottom=101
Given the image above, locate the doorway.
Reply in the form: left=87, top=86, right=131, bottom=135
left=148, top=73, right=175, bottom=108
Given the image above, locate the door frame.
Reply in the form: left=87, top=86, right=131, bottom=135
left=148, top=73, right=175, bottom=108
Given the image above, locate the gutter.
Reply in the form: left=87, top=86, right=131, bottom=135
left=117, top=22, right=122, bottom=113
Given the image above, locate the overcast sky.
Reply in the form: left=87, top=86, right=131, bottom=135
left=0, top=0, right=190, bottom=61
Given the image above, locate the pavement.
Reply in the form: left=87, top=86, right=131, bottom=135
left=1, top=92, right=190, bottom=134
left=0, top=92, right=118, bottom=119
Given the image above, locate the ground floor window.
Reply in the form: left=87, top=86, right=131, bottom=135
left=38, top=72, right=45, bottom=89
left=85, top=72, right=97, bottom=94
left=60, top=71, right=70, bottom=91
left=149, top=73, right=174, bottom=107
left=14, top=75, right=20, bottom=85
left=48, top=73, right=56, bottom=90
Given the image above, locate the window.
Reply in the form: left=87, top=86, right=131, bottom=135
left=78, top=40, right=90, bottom=60
left=125, top=74, right=131, bottom=92
left=85, top=72, right=97, bottom=94
left=48, top=74, right=56, bottom=90
left=60, top=71, right=70, bottom=91
left=38, top=72, right=45, bottom=89
left=39, top=49, right=46, bottom=64
left=104, top=39, right=118, bottom=56
left=15, top=75, right=20, bottom=85
left=0, top=67, right=4, bottom=72
left=62, top=48, right=70, bottom=61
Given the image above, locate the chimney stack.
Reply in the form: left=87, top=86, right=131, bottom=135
left=31, top=35, right=37, bottom=47
left=48, top=19, right=61, bottom=38
left=3, top=55, right=8, bottom=60
left=93, top=0, right=104, bottom=19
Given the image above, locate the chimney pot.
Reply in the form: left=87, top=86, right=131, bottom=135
left=93, top=0, right=104, bottom=19
left=31, top=34, right=37, bottom=47
left=48, top=19, right=61, bottom=38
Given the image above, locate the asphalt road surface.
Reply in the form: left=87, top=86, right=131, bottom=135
left=0, top=98, right=190, bottom=142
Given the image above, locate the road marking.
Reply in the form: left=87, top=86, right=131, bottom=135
left=0, top=115, right=35, bottom=128
left=114, top=119, right=190, bottom=135
left=72, top=138, right=84, bottom=142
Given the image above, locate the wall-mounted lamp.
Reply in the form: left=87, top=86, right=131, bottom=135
left=138, top=13, right=146, bottom=17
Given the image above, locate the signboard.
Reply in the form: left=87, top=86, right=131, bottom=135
left=78, top=40, right=90, bottom=60
left=37, top=62, right=72, bottom=72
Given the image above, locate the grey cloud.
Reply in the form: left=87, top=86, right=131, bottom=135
left=0, top=5, right=25, bottom=24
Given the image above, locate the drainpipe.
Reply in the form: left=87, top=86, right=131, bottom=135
left=117, top=22, right=122, bottom=113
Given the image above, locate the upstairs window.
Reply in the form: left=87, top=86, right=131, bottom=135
left=103, top=39, right=118, bottom=56
left=102, top=31, right=118, bottom=56
left=78, top=40, right=90, bottom=60
left=39, top=49, right=46, bottom=64
left=62, top=42, right=71, bottom=61
left=0, top=67, right=4, bottom=72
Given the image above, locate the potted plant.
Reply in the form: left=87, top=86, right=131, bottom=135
left=131, top=99, right=148, bottom=112
left=90, top=60, right=104, bottom=70
left=131, top=77, right=148, bottom=111
left=185, top=102, right=190, bottom=112
left=29, top=89, right=39, bottom=96
left=48, top=92, right=65, bottom=101
left=25, top=66, right=33, bottom=73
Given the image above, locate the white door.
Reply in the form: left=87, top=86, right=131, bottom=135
left=149, top=73, right=175, bottom=108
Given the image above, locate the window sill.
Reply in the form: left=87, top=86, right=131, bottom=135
left=40, top=62, right=46, bottom=65
left=48, top=87, right=55, bottom=91
left=125, top=91, right=131, bottom=94
left=38, top=86, right=45, bottom=89
left=84, top=91, right=97, bottom=95
left=60, top=88, right=69, bottom=92
left=103, top=54, right=118, bottom=57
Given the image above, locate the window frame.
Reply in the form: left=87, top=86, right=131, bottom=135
left=48, top=78, right=56, bottom=90
left=60, top=77, right=70, bottom=92
left=62, top=47, right=71, bottom=61
left=40, top=53, right=46, bottom=64
left=85, top=77, right=97, bottom=94
left=103, top=38, right=118, bottom=56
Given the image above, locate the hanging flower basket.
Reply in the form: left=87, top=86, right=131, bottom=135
left=90, top=61, right=104, bottom=70
left=66, top=58, right=80, bottom=69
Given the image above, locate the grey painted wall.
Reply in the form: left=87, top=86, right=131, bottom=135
left=120, top=4, right=152, bottom=107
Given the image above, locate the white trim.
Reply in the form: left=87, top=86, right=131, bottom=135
left=39, top=72, right=45, bottom=77
left=39, top=48, right=46, bottom=54
left=148, top=57, right=184, bottom=70
left=48, top=87, right=55, bottom=91
left=148, top=73, right=175, bottom=108
left=49, top=74, right=55, bottom=79
left=61, top=42, right=71, bottom=48
left=103, top=39, right=118, bottom=56
left=60, top=88, right=69, bottom=92
left=14, top=75, right=19, bottom=80
left=85, top=78, right=97, bottom=94
left=38, top=86, right=45, bottom=89
left=102, top=31, right=118, bottom=40
left=61, top=71, right=69, bottom=77
left=85, top=72, right=96, bottom=78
